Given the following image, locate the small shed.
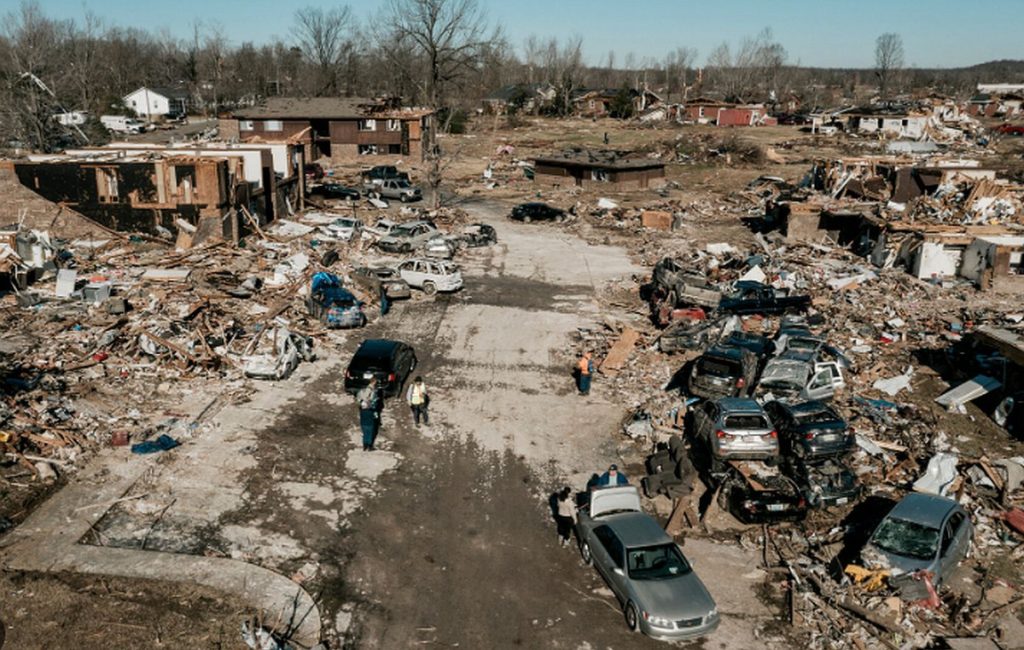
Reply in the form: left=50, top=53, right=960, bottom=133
left=533, top=149, right=665, bottom=189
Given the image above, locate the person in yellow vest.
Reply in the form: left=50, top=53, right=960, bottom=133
left=406, top=376, right=429, bottom=426
left=576, top=351, right=594, bottom=395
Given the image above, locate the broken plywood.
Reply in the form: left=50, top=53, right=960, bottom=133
left=599, top=328, right=640, bottom=376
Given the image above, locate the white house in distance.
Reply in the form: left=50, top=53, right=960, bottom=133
left=122, top=86, right=189, bottom=119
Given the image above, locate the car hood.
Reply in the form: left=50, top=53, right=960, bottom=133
left=861, top=543, right=935, bottom=577
left=631, top=572, right=717, bottom=620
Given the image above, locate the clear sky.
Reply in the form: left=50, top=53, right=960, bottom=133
left=29, top=0, right=1021, bottom=69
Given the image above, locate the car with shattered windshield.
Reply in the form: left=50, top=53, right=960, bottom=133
left=575, top=486, right=719, bottom=641
left=715, top=464, right=807, bottom=523
left=861, top=493, right=972, bottom=597
left=755, top=350, right=845, bottom=403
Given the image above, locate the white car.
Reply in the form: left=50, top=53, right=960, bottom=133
left=319, top=216, right=362, bottom=241
left=397, top=258, right=463, bottom=295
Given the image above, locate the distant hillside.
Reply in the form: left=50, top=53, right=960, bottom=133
left=954, top=60, right=1024, bottom=82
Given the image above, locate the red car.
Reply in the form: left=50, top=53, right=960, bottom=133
left=996, top=124, right=1024, bottom=136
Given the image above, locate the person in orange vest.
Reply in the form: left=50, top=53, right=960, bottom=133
left=577, top=351, right=594, bottom=395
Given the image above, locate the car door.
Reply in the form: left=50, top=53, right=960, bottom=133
left=399, top=261, right=424, bottom=287
left=804, top=368, right=836, bottom=401
left=591, top=526, right=628, bottom=603
left=938, top=511, right=968, bottom=579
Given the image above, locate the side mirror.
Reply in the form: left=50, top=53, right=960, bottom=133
left=613, top=568, right=625, bottom=577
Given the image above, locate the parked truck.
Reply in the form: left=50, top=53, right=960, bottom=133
left=100, top=115, right=146, bottom=134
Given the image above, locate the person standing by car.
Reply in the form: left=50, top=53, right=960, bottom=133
left=596, top=464, right=628, bottom=487
left=554, top=486, right=577, bottom=547
left=379, top=284, right=390, bottom=317
left=406, top=376, right=429, bottom=426
left=357, top=377, right=382, bottom=451
left=576, top=351, right=594, bottom=395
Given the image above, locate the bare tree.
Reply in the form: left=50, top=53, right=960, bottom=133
left=381, top=0, right=491, bottom=110
left=293, top=5, right=354, bottom=96
left=875, top=32, right=904, bottom=98
left=541, top=36, right=583, bottom=117
left=705, top=28, right=786, bottom=102
left=663, top=46, right=697, bottom=102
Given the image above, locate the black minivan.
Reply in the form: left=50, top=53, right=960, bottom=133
left=344, top=339, right=417, bottom=397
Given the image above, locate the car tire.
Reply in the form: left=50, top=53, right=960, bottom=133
left=580, top=541, right=593, bottom=566
left=400, top=243, right=412, bottom=253
left=624, top=602, right=639, bottom=632
left=522, top=215, right=532, bottom=224
left=400, top=194, right=409, bottom=203
left=422, top=281, right=437, bottom=296
left=556, top=214, right=566, bottom=223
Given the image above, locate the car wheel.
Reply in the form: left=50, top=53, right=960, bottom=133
left=624, top=602, right=639, bottom=632
left=401, top=243, right=412, bottom=253
left=579, top=541, right=593, bottom=566
left=400, top=194, right=409, bottom=203
left=556, top=214, right=566, bottom=223
left=522, top=215, right=532, bottom=224
left=422, top=281, right=437, bottom=296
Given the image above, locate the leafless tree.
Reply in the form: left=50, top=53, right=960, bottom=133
left=541, top=35, right=583, bottom=117
left=293, top=5, right=354, bottom=96
left=380, top=0, right=492, bottom=111
left=663, top=46, right=697, bottom=102
left=875, top=32, right=904, bottom=98
left=705, top=28, right=786, bottom=102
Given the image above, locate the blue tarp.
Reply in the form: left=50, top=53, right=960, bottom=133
left=131, top=434, right=181, bottom=454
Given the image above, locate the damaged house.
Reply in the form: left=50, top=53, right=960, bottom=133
left=3, top=141, right=304, bottom=241
left=480, top=83, right=556, bottom=115
left=229, top=97, right=434, bottom=162
left=533, top=149, right=666, bottom=189
left=571, top=88, right=662, bottom=118
left=843, top=106, right=930, bottom=139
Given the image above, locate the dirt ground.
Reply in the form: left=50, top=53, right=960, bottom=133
left=0, top=570, right=250, bottom=649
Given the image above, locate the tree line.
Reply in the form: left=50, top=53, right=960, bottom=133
left=2, top=0, right=1020, bottom=152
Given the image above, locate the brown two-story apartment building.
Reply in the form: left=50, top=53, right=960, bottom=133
left=231, top=97, right=434, bottom=162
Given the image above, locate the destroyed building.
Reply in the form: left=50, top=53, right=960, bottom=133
left=571, top=88, right=663, bottom=118
left=2, top=141, right=304, bottom=240
left=533, top=149, right=666, bottom=189
left=229, top=97, right=434, bottom=162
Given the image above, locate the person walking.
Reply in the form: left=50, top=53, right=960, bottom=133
left=379, top=284, right=390, bottom=317
left=554, top=486, right=577, bottom=547
left=576, top=351, right=594, bottom=395
left=357, top=377, right=382, bottom=451
left=406, top=376, right=429, bottom=426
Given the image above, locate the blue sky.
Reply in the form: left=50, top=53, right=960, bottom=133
left=31, top=0, right=1019, bottom=68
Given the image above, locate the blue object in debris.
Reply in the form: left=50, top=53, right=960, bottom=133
left=130, top=434, right=181, bottom=454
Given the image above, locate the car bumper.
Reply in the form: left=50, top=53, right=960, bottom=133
left=435, top=278, right=463, bottom=292
left=642, top=612, right=720, bottom=641
left=803, top=439, right=855, bottom=457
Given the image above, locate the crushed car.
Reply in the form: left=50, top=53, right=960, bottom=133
left=650, top=258, right=721, bottom=311
left=783, top=455, right=861, bottom=509
left=317, top=216, right=362, bottom=242
left=350, top=266, right=411, bottom=299
left=460, top=223, right=497, bottom=247
left=715, top=463, right=808, bottom=524
left=376, top=220, right=439, bottom=254
left=306, top=272, right=366, bottom=329
left=240, top=326, right=315, bottom=380
left=755, top=350, right=845, bottom=403
left=718, top=281, right=811, bottom=316
left=659, top=317, right=722, bottom=354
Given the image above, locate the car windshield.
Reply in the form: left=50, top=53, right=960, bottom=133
left=787, top=337, right=820, bottom=351
left=393, top=179, right=411, bottom=188
left=697, top=358, right=739, bottom=378
left=871, top=517, right=940, bottom=560
left=627, top=544, right=692, bottom=580
left=761, top=361, right=808, bottom=387
left=723, top=414, right=769, bottom=429
left=392, top=225, right=418, bottom=237
left=332, top=218, right=357, bottom=227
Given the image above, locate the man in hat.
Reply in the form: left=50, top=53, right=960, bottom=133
left=596, top=463, right=628, bottom=487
